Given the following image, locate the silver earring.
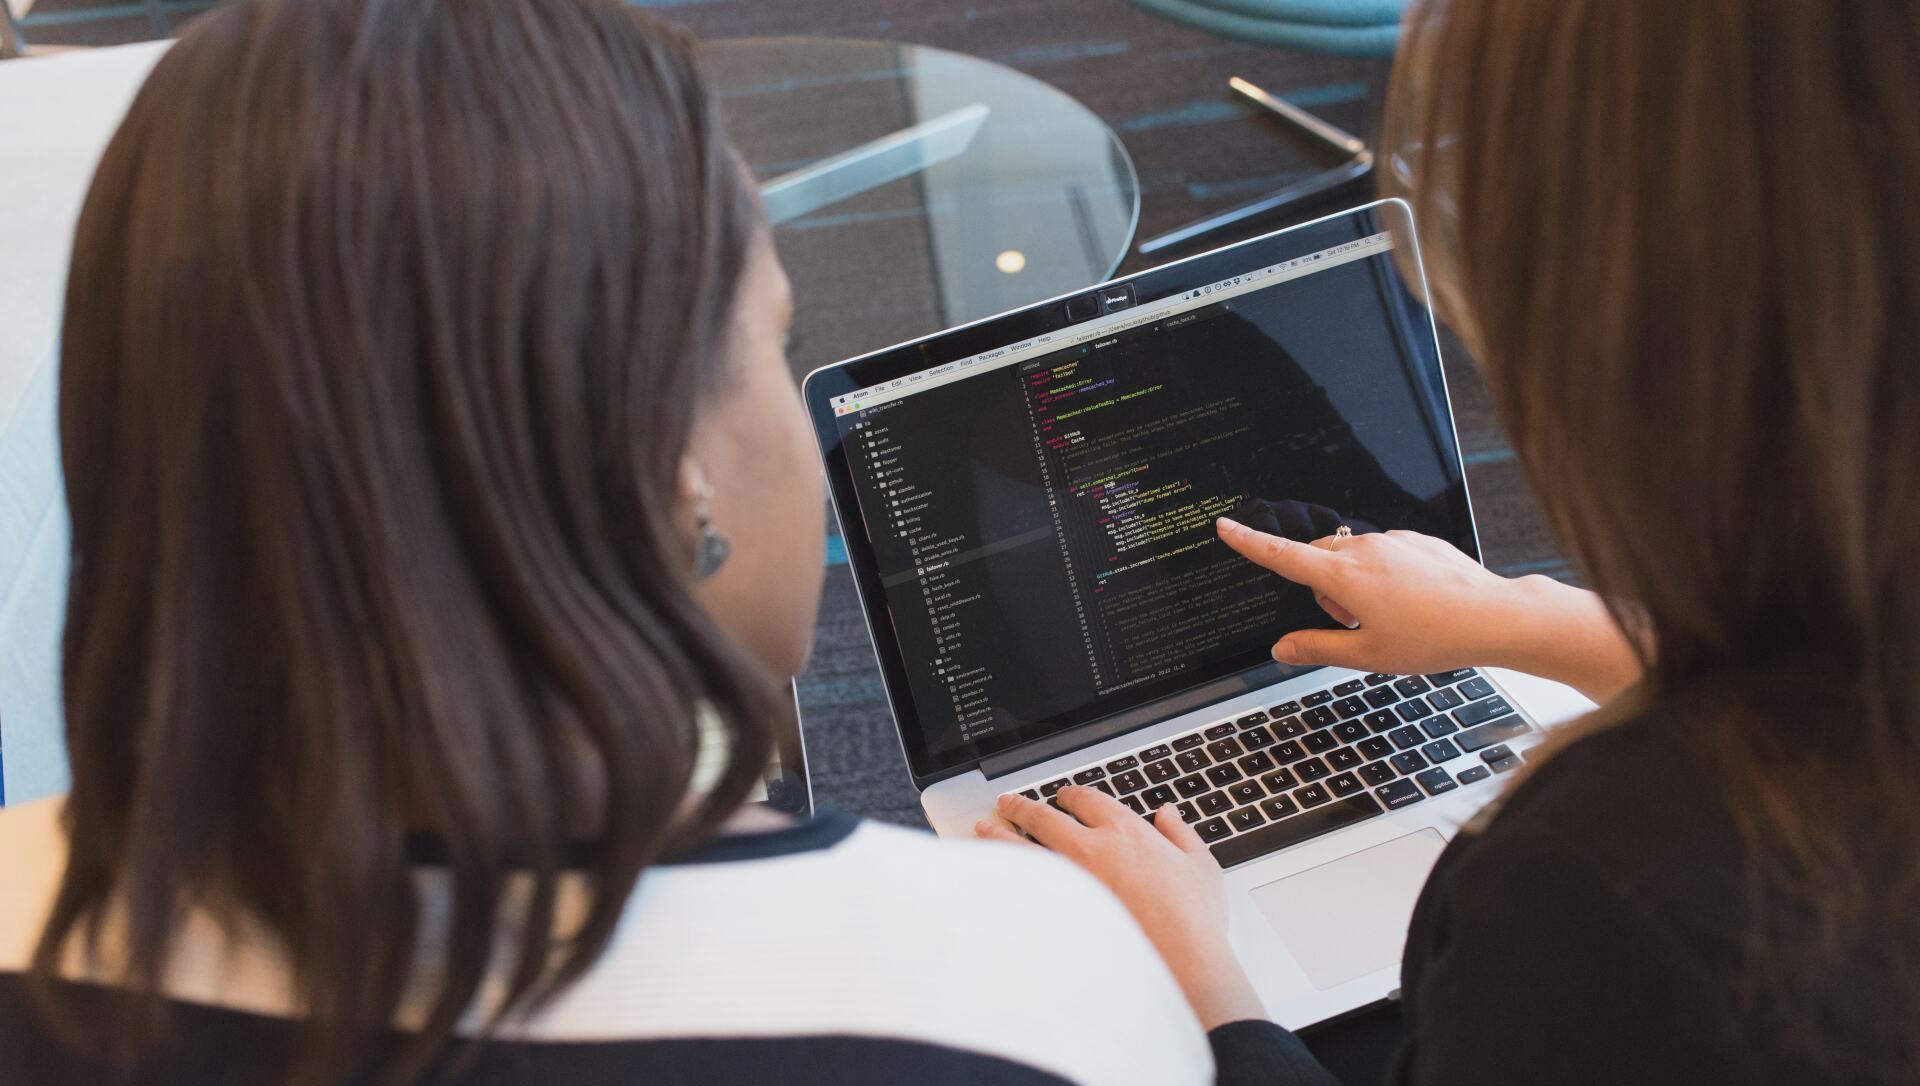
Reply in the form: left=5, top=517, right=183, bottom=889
left=692, top=477, right=730, bottom=580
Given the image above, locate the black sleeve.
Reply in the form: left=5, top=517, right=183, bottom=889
left=1208, top=1019, right=1342, bottom=1086
left=1390, top=823, right=1765, bottom=1086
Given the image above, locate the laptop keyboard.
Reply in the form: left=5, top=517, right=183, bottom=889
left=1007, top=669, right=1532, bottom=868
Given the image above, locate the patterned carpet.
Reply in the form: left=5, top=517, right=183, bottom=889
left=7, top=0, right=1568, bottom=826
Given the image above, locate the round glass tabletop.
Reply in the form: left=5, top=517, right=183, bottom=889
left=704, top=37, right=1140, bottom=375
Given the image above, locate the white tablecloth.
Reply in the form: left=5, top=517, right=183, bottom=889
left=0, top=41, right=168, bottom=803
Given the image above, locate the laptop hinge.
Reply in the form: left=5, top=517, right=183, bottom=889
left=977, top=661, right=1299, bottom=780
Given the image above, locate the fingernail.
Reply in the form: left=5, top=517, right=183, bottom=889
left=974, top=820, right=994, bottom=836
left=1276, top=640, right=1300, bottom=663
left=1217, top=517, right=1241, bottom=535
left=997, top=793, right=1017, bottom=811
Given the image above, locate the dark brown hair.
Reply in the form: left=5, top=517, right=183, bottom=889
left=1388, top=1, right=1920, bottom=1077
left=39, top=0, right=773, bottom=1081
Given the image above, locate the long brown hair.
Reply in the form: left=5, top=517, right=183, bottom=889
left=1388, top=1, right=1920, bottom=1077
left=39, top=0, right=774, bottom=1081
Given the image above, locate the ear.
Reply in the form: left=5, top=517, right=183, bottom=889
left=676, top=454, right=703, bottom=513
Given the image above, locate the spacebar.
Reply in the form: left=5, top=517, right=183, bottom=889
left=1208, top=794, right=1384, bottom=869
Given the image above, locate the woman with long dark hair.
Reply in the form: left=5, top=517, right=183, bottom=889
left=986, top=2, right=1920, bottom=1083
left=0, top=2, right=1216, bottom=1082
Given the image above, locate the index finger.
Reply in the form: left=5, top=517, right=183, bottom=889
left=1216, top=516, right=1341, bottom=589
left=996, top=792, right=1092, bottom=854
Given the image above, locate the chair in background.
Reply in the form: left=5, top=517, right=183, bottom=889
left=1125, top=0, right=1409, bottom=255
left=2, top=0, right=171, bottom=58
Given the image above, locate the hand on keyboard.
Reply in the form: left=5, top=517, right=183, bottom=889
left=977, top=787, right=1266, bottom=1031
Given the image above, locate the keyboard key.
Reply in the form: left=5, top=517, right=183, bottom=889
left=1040, top=779, right=1069, bottom=797
left=1210, top=794, right=1384, bottom=868
left=1261, top=794, right=1299, bottom=821
left=1112, top=770, right=1147, bottom=794
left=1268, top=700, right=1301, bottom=716
left=1295, top=757, right=1331, bottom=783
left=1105, top=755, right=1140, bottom=774
left=1121, top=795, right=1147, bottom=815
left=1457, top=716, right=1531, bottom=752
left=1229, top=780, right=1264, bottom=806
left=1047, top=796, right=1065, bottom=812
left=1390, top=750, right=1429, bottom=775
left=1489, top=754, right=1523, bottom=774
left=1377, top=780, right=1423, bottom=809
left=1093, top=780, right=1115, bottom=796
left=1205, top=722, right=1238, bottom=740
left=1327, top=747, right=1364, bottom=771
left=1303, top=706, right=1339, bottom=729
left=1238, top=750, right=1277, bottom=775
left=1271, top=716, right=1308, bottom=739
left=1454, top=696, right=1515, bottom=728
left=1327, top=772, right=1365, bottom=797
left=1332, top=679, right=1367, bottom=696
left=1176, top=801, right=1201, bottom=824
left=1301, top=690, right=1335, bottom=707
left=1240, top=726, right=1276, bottom=750
left=1333, top=720, right=1369, bottom=744
left=1172, top=734, right=1206, bottom=751
left=1426, top=688, right=1464, bottom=711
left=1273, top=740, right=1307, bottom=763
left=1395, top=699, right=1434, bottom=722
left=1458, top=676, right=1497, bottom=701
left=1229, top=806, right=1267, bottom=832
left=1363, top=686, right=1401, bottom=708
left=1421, top=737, right=1464, bottom=763
left=1389, top=726, right=1426, bottom=751
left=1205, top=763, right=1243, bottom=787
left=1175, top=750, right=1210, bottom=773
left=1145, top=759, right=1180, bottom=784
left=1478, top=744, right=1514, bottom=763
left=1356, top=736, right=1394, bottom=761
left=1261, top=768, right=1300, bottom=793
left=1302, top=731, right=1339, bottom=755
left=1195, top=817, right=1232, bottom=843
left=1206, top=737, right=1245, bottom=761
left=1294, top=782, right=1332, bottom=808
left=1358, top=761, right=1397, bottom=787
left=1236, top=711, right=1269, bottom=729
left=1198, top=791, right=1233, bottom=816
left=1020, top=789, right=1041, bottom=801
left=1140, top=744, right=1172, bottom=762
left=1142, top=784, right=1177, bottom=809
left=1424, top=668, right=1477, bottom=686
left=1393, top=675, right=1432, bottom=698
left=1174, top=774, right=1210, bottom=799
left=1457, top=764, right=1492, bottom=785
left=1415, top=766, right=1459, bottom=795
left=1333, top=696, right=1368, bottom=719
left=1073, top=767, right=1106, bottom=785
left=1364, top=710, right=1400, bottom=734
left=1421, top=715, right=1460, bottom=739
left=1364, top=673, right=1396, bottom=686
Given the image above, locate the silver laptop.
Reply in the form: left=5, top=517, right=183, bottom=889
left=802, top=199, right=1591, bottom=1028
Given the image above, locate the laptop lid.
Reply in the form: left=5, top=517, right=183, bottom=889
left=803, top=200, right=1478, bottom=788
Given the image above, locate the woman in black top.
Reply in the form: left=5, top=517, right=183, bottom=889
left=984, top=2, right=1920, bottom=1083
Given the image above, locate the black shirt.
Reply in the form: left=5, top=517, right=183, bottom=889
left=1213, top=695, right=1881, bottom=1084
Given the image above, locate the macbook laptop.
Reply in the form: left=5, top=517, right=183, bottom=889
left=801, top=199, right=1591, bottom=1027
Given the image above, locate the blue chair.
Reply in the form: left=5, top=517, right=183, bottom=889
left=1129, top=0, right=1407, bottom=57
left=1126, top=0, right=1411, bottom=254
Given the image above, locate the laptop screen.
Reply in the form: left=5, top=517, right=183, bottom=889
left=810, top=204, right=1475, bottom=782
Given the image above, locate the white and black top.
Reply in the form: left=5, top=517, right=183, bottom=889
left=0, top=797, right=1218, bottom=1084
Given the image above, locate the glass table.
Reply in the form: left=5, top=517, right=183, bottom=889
left=704, top=37, right=1140, bottom=376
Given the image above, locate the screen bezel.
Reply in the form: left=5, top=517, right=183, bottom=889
left=803, top=199, right=1480, bottom=788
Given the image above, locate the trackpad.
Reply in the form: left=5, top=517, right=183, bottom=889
left=1249, top=829, right=1448, bottom=990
